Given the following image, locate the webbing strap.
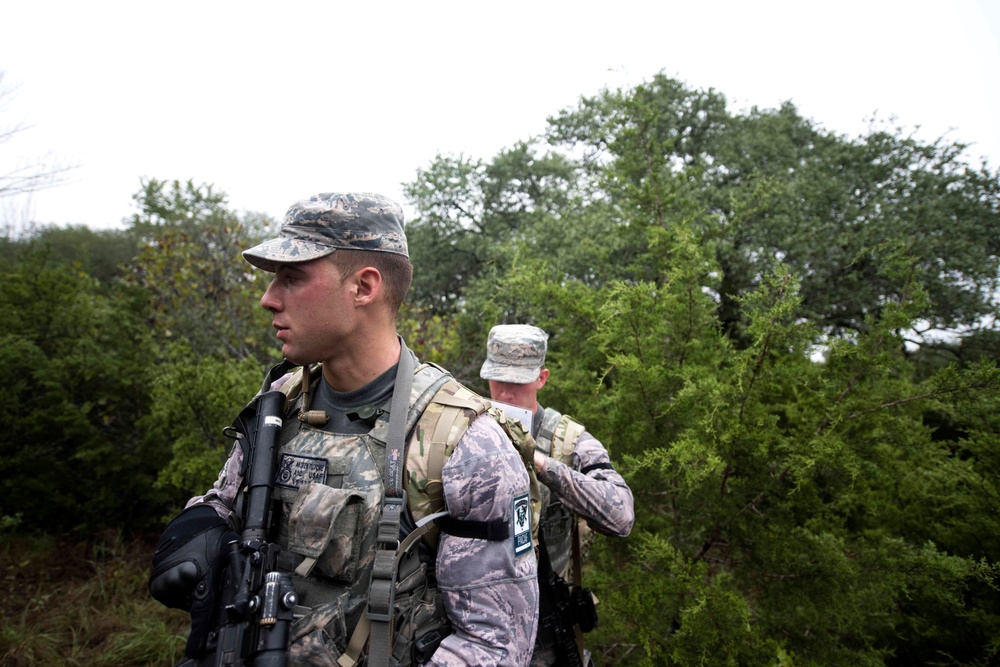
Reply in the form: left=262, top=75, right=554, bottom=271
left=580, top=461, right=614, bottom=475
left=338, top=511, right=449, bottom=667
left=431, top=403, right=463, bottom=446
left=366, top=337, right=415, bottom=667
left=337, top=615, right=370, bottom=667
left=427, top=388, right=485, bottom=515
left=385, top=340, right=415, bottom=499
left=440, top=516, right=509, bottom=540
left=431, top=393, right=484, bottom=410
left=537, top=408, right=562, bottom=453
left=427, top=440, right=447, bottom=509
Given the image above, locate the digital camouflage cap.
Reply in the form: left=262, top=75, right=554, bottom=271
left=242, top=192, right=408, bottom=272
left=479, top=324, right=549, bottom=384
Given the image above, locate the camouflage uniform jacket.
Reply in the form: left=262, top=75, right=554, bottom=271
left=187, top=361, right=538, bottom=667
left=533, top=407, right=635, bottom=581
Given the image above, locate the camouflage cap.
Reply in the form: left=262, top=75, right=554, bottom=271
left=242, top=192, right=408, bottom=271
left=479, top=324, right=549, bottom=384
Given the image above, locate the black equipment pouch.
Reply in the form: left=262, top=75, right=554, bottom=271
left=570, top=586, right=599, bottom=633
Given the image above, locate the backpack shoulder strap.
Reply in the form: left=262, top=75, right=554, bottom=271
left=551, top=413, right=586, bottom=465
left=406, top=377, right=489, bottom=549
left=536, top=407, right=562, bottom=454
left=488, top=405, right=542, bottom=550
left=537, top=408, right=586, bottom=466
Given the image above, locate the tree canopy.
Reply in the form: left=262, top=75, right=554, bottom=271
left=0, top=179, right=279, bottom=532
left=405, top=73, right=1000, bottom=352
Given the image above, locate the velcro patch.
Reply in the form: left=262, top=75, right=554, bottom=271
left=512, top=492, right=532, bottom=556
left=275, top=453, right=328, bottom=489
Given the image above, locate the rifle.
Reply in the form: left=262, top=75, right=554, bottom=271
left=536, top=532, right=599, bottom=667
left=538, top=571, right=584, bottom=667
left=178, top=390, right=297, bottom=667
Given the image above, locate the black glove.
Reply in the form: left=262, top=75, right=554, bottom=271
left=149, top=504, right=238, bottom=657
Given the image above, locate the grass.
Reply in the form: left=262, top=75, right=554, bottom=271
left=0, top=529, right=189, bottom=667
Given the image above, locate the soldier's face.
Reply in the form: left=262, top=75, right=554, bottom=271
left=488, top=369, right=548, bottom=411
left=260, top=257, right=355, bottom=364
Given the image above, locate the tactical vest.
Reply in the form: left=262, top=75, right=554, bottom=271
left=264, top=360, right=540, bottom=666
left=534, top=407, right=587, bottom=582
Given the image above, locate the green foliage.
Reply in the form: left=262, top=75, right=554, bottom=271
left=402, top=76, right=1000, bottom=663
left=405, top=72, right=998, bottom=368
left=0, top=70, right=997, bottom=666
left=396, top=300, right=462, bottom=368
left=403, top=144, right=614, bottom=315
left=541, top=73, right=1000, bottom=343
left=0, top=223, right=139, bottom=286
left=125, top=178, right=279, bottom=364
left=144, top=342, right=264, bottom=507
left=0, top=178, right=278, bottom=532
left=579, top=236, right=1000, bottom=665
left=0, top=248, right=171, bottom=532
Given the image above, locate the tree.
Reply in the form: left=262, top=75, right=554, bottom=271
left=125, top=178, right=279, bottom=364
left=113, top=178, right=292, bottom=507
left=545, top=74, right=1000, bottom=345
left=142, top=343, right=265, bottom=505
left=0, top=247, right=170, bottom=532
left=461, top=201, right=1000, bottom=665
left=402, top=74, right=1000, bottom=664
left=0, top=223, right=139, bottom=287
left=404, top=144, right=601, bottom=315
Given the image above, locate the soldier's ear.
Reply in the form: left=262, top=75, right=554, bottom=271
left=353, top=266, right=382, bottom=306
left=537, top=368, right=550, bottom=388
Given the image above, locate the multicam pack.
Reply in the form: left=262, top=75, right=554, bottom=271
left=406, top=377, right=541, bottom=551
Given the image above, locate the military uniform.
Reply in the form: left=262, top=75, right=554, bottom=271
left=481, top=325, right=634, bottom=667
left=188, top=360, right=538, bottom=666
left=153, top=193, right=538, bottom=667
left=531, top=407, right=633, bottom=582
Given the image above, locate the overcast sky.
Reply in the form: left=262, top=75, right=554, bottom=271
left=1, top=0, right=998, bottom=231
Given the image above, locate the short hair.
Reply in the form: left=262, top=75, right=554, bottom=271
left=330, top=250, right=413, bottom=315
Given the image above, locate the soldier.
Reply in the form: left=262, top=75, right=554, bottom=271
left=149, top=193, right=538, bottom=666
left=480, top=324, right=635, bottom=667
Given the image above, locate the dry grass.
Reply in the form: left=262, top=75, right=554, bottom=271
left=1, top=530, right=189, bottom=667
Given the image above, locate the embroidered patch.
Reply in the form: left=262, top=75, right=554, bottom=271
left=275, top=453, right=328, bottom=489
left=512, top=492, right=532, bottom=556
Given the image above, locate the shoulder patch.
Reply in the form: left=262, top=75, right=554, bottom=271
left=512, top=492, right=532, bottom=556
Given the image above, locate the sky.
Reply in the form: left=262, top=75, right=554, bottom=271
left=1, top=0, right=998, bottom=231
